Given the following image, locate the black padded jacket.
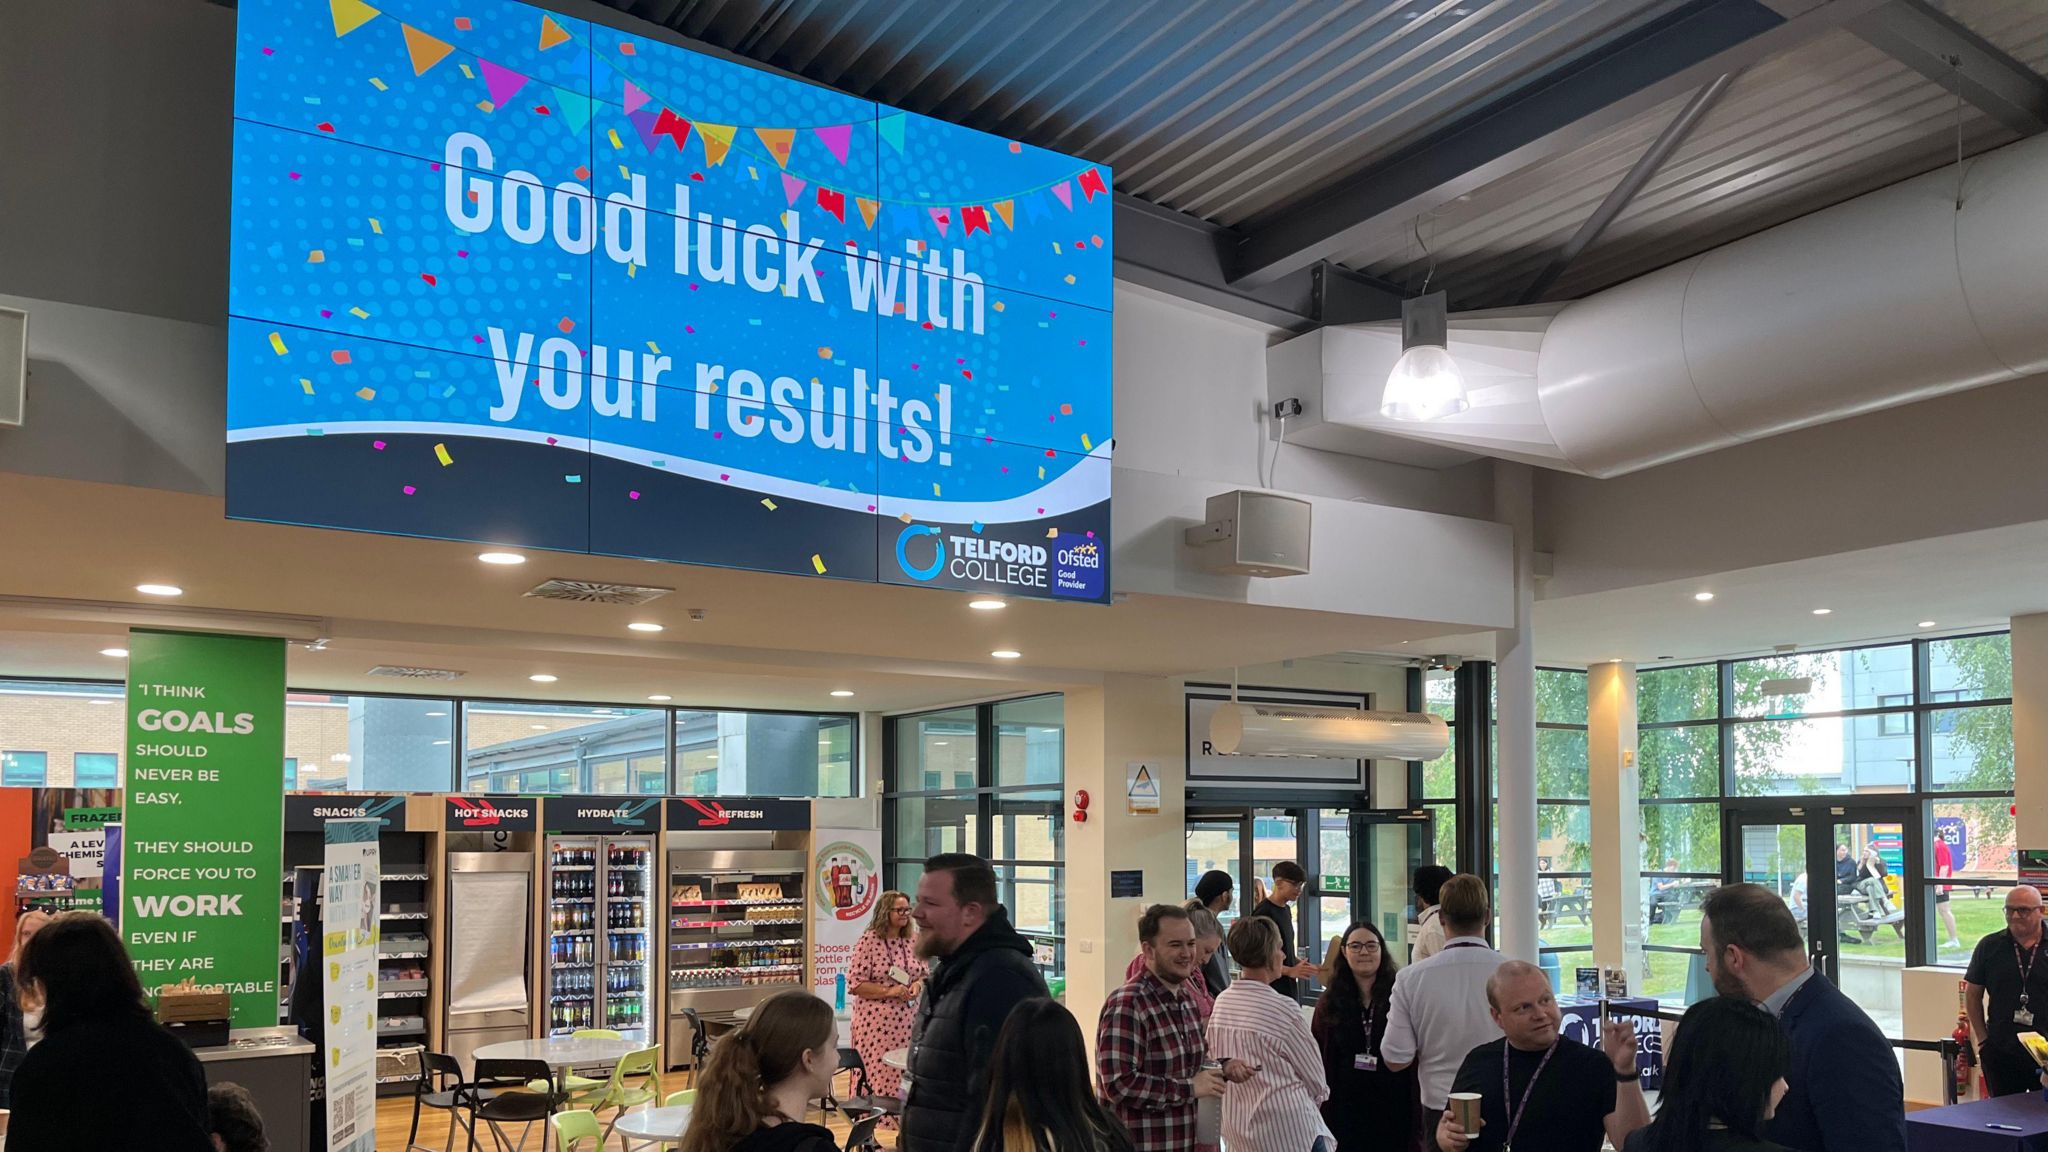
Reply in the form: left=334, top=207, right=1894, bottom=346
left=897, top=906, right=1048, bottom=1152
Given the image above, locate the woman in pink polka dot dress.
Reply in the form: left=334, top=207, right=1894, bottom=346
left=848, top=889, right=926, bottom=1127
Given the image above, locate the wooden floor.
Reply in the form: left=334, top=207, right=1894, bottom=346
left=372, top=1078, right=893, bottom=1150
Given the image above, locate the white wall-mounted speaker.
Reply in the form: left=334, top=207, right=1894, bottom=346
left=0, top=307, right=24, bottom=427
left=1182, top=489, right=1312, bottom=577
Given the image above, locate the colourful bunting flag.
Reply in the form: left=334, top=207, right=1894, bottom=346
left=550, top=87, right=593, bottom=134
left=401, top=24, right=455, bottom=75
left=329, top=0, right=380, bottom=38
left=993, top=200, right=1015, bottom=229
left=877, top=114, right=906, bottom=154
left=781, top=172, right=806, bottom=206
left=1051, top=181, right=1073, bottom=211
left=622, top=79, right=649, bottom=116
left=928, top=207, right=951, bottom=238
left=1078, top=167, right=1108, bottom=201
left=816, top=188, right=846, bottom=222
left=812, top=124, right=852, bottom=166
left=856, top=197, right=879, bottom=229
left=754, top=128, right=796, bottom=168
left=626, top=107, right=661, bottom=152
left=479, top=60, right=529, bottom=108
left=538, top=14, right=571, bottom=51
left=962, top=205, right=990, bottom=236
left=697, top=123, right=736, bottom=166
left=653, top=107, right=692, bottom=150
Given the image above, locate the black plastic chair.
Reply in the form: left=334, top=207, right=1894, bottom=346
left=831, top=1046, right=900, bottom=1121
left=408, top=1051, right=481, bottom=1152
left=681, top=1008, right=712, bottom=1086
left=461, top=1058, right=561, bottom=1152
left=842, top=1114, right=882, bottom=1152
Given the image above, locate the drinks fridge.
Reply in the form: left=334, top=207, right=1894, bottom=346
left=545, top=835, right=654, bottom=1040
left=665, top=847, right=808, bottom=1060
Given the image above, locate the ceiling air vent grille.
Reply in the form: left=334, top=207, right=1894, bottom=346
left=524, top=579, right=674, bottom=606
left=367, top=665, right=467, bottom=681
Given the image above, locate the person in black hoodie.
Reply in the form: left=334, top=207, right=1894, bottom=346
left=8, top=911, right=213, bottom=1151
left=901, top=852, right=1050, bottom=1152
left=679, top=990, right=841, bottom=1152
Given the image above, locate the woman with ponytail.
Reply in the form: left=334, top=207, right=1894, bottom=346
left=971, top=998, right=1134, bottom=1152
left=680, top=991, right=842, bottom=1152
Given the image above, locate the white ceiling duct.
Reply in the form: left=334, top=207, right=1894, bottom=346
left=1209, top=702, right=1449, bottom=760
left=1269, top=132, right=2048, bottom=478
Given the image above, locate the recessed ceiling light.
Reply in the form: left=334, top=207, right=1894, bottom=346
left=425, top=711, right=446, bottom=718
left=991, top=650, right=1022, bottom=660
left=477, top=552, right=526, bottom=565
left=529, top=673, right=559, bottom=683
left=1919, top=621, right=1938, bottom=629
left=431, top=739, right=450, bottom=746
left=934, top=741, right=950, bottom=746
left=136, top=583, right=183, bottom=597
left=648, top=694, right=673, bottom=702
left=830, top=690, right=855, bottom=698
left=1811, top=608, right=1832, bottom=616
left=1694, top=592, right=1715, bottom=602
left=99, top=648, right=129, bottom=658
left=627, top=622, right=664, bottom=633
left=968, top=599, right=1007, bottom=611
left=529, top=723, right=548, bottom=730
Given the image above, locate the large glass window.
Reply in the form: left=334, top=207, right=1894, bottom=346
left=463, top=702, right=665, bottom=794
left=1421, top=671, right=1457, bottom=869
left=884, top=695, right=1066, bottom=986
left=2, top=752, right=47, bottom=787
left=0, top=680, right=127, bottom=787
left=1531, top=669, right=1591, bottom=979
left=286, top=692, right=454, bottom=792
left=671, top=710, right=854, bottom=797
left=73, top=753, right=120, bottom=789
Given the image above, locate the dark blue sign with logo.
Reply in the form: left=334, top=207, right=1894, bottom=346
left=225, top=0, right=1110, bottom=602
left=665, top=796, right=809, bottom=832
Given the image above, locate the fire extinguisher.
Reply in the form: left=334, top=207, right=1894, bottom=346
left=1954, top=980, right=1978, bottom=1101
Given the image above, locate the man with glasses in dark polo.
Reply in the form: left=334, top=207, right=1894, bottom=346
left=1965, top=884, right=2048, bottom=1097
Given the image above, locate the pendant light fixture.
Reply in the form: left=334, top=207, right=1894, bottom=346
left=1381, top=290, right=1468, bottom=421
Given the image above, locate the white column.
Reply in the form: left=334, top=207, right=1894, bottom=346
left=2012, top=615, right=2048, bottom=851
left=1588, top=662, right=1642, bottom=981
left=1494, top=463, right=1540, bottom=962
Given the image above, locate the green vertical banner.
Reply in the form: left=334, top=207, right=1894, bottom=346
left=122, top=630, right=286, bottom=1027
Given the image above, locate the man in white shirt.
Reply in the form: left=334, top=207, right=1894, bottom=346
left=1382, top=874, right=1506, bottom=1151
left=1411, top=865, right=1452, bottom=963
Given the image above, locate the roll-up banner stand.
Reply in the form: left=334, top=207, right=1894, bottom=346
left=322, top=818, right=380, bottom=1152
left=121, top=630, right=286, bottom=1028
left=665, top=796, right=810, bottom=832
left=543, top=796, right=663, bottom=834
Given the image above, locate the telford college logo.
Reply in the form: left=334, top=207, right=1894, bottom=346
left=896, top=523, right=945, bottom=581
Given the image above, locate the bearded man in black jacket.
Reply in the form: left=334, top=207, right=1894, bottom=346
left=898, top=852, right=1049, bottom=1152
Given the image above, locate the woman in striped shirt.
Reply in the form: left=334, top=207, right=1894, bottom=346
left=1207, top=916, right=1334, bottom=1152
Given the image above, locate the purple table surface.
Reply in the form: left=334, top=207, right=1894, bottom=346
left=1908, top=1094, right=2048, bottom=1152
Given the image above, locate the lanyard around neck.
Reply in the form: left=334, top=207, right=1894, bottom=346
left=1501, top=1038, right=1560, bottom=1150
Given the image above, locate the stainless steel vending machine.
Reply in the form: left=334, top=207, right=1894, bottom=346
left=440, top=797, right=538, bottom=1070
left=540, top=796, right=661, bottom=1043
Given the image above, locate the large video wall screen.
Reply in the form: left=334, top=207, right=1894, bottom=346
left=227, top=0, right=1112, bottom=602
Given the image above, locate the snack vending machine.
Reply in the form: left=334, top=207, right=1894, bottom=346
left=540, top=797, right=662, bottom=1043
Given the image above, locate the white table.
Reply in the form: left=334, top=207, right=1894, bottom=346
left=883, top=1047, right=910, bottom=1071
left=473, top=1036, right=643, bottom=1088
left=614, top=1105, right=694, bottom=1145
left=733, top=1005, right=855, bottom=1047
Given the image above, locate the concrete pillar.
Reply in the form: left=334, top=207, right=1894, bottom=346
left=1495, top=463, right=1539, bottom=961
left=2012, top=614, right=2048, bottom=851
left=1063, top=675, right=1186, bottom=1053
left=1587, top=662, right=1643, bottom=980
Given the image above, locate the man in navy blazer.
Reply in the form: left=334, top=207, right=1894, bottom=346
left=1699, top=883, right=1906, bottom=1152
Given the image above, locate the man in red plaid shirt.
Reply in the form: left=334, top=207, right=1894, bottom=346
left=1096, top=904, right=1252, bottom=1152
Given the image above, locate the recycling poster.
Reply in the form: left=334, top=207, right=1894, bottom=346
left=121, top=630, right=287, bottom=1026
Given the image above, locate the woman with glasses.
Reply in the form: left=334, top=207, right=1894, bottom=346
left=1311, top=921, right=1418, bottom=1152
left=848, top=889, right=927, bottom=1121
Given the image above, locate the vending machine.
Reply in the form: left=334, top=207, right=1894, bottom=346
left=440, top=797, right=538, bottom=1070
left=540, top=798, right=661, bottom=1043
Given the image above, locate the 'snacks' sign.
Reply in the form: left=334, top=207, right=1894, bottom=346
left=226, top=0, right=1111, bottom=602
left=121, top=631, right=286, bottom=1027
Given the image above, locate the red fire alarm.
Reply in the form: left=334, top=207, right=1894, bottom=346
left=1072, top=809, right=1088, bottom=823
left=1074, top=790, right=1091, bottom=810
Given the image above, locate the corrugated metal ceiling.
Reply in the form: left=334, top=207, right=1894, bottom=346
left=599, top=0, right=2047, bottom=312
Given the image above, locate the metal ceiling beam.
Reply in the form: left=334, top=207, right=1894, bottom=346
left=1849, top=0, right=2048, bottom=137
left=1518, top=73, right=1735, bottom=305
left=1113, top=194, right=1403, bottom=332
left=1226, top=0, right=1892, bottom=288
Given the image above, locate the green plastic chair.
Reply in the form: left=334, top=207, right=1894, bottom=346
left=662, top=1089, right=696, bottom=1108
left=550, top=1109, right=604, bottom=1152
left=559, top=1030, right=621, bottom=1094
left=585, top=1046, right=665, bottom=1144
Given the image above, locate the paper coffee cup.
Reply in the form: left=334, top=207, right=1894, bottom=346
left=1448, top=1092, right=1482, bottom=1132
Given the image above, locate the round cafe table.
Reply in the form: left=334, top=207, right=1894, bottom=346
left=883, top=1047, right=910, bottom=1071
left=614, top=1105, right=694, bottom=1145
left=472, top=1035, right=642, bottom=1089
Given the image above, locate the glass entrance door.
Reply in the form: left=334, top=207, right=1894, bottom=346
left=1350, top=810, right=1434, bottom=963
left=1724, top=803, right=1916, bottom=1036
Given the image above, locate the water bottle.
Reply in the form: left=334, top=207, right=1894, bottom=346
left=1196, top=1062, right=1222, bottom=1144
left=835, top=973, right=847, bottom=1012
